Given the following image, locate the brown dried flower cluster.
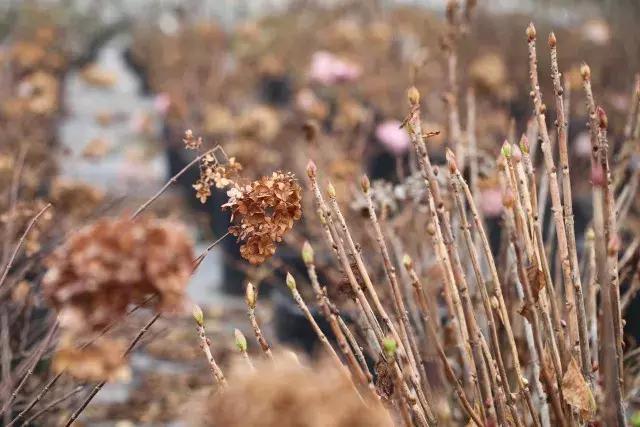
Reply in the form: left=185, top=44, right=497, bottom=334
left=223, top=172, right=302, bottom=264
left=43, top=216, right=194, bottom=333
left=193, top=356, right=391, bottom=427
left=193, top=154, right=243, bottom=203
left=183, top=129, right=203, bottom=150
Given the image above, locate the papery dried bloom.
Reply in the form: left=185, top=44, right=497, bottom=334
left=193, top=177, right=212, bottom=203
left=192, top=356, right=392, bottom=427
left=191, top=143, right=242, bottom=203
left=205, top=157, right=243, bottom=189
left=183, top=129, right=202, bottom=150
left=43, top=217, right=194, bottom=333
left=223, top=172, right=302, bottom=265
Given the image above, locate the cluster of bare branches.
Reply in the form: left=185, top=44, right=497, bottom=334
left=187, top=15, right=640, bottom=427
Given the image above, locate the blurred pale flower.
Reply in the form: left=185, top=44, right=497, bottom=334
left=574, top=131, right=592, bottom=158
left=581, top=19, right=610, bottom=46
left=479, top=188, right=503, bottom=218
left=376, top=120, right=410, bottom=156
left=309, top=51, right=361, bottom=85
left=154, top=92, right=171, bottom=115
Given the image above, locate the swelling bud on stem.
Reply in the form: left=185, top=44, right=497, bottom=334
left=402, top=254, right=413, bottom=270
left=526, top=22, right=536, bottom=41
left=192, top=305, right=204, bottom=326
left=360, top=175, right=371, bottom=193
left=301, top=241, right=314, bottom=265
left=597, top=105, right=608, bottom=130
left=382, top=337, right=398, bottom=359
left=548, top=32, right=557, bottom=48
left=501, top=140, right=512, bottom=159
left=326, top=182, right=336, bottom=198
left=286, top=272, right=297, bottom=291
left=407, top=86, right=420, bottom=106
left=306, top=160, right=317, bottom=178
left=580, top=63, right=591, bottom=81
left=246, top=282, right=257, bottom=309
left=519, top=134, right=530, bottom=154
left=445, top=148, right=458, bottom=174
left=234, top=329, right=248, bottom=352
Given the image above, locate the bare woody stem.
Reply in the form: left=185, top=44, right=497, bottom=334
left=193, top=306, right=227, bottom=387
left=130, top=146, right=224, bottom=220
left=0, top=203, right=51, bottom=289
left=549, top=32, right=592, bottom=384
left=361, top=175, right=428, bottom=397
left=302, top=242, right=371, bottom=386
left=582, top=65, right=626, bottom=426
left=526, top=23, right=581, bottom=365
left=64, top=313, right=161, bottom=427
left=285, top=272, right=345, bottom=371
left=505, top=201, right=567, bottom=426
left=447, top=153, right=531, bottom=427
left=245, top=282, right=273, bottom=359
left=403, top=256, right=483, bottom=427
left=457, top=143, right=548, bottom=422
left=405, top=88, right=496, bottom=424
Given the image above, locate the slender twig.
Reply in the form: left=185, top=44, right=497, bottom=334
left=448, top=152, right=530, bottom=427
left=0, top=320, right=58, bottom=416
left=193, top=305, right=227, bottom=386
left=63, top=313, right=161, bottom=426
left=582, top=64, right=626, bottom=426
left=526, top=24, right=581, bottom=365
left=130, top=146, right=223, bottom=219
left=22, top=385, right=84, bottom=425
left=0, top=203, right=51, bottom=289
left=233, top=329, right=255, bottom=371
left=549, top=32, right=592, bottom=383
left=192, top=232, right=231, bottom=271
left=405, top=87, right=495, bottom=424
left=302, top=242, right=371, bottom=385
left=245, top=282, right=273, bottom=359
left=403, top=255, right=483, bottom=427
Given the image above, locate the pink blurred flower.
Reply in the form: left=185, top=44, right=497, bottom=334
left=309, top=51, right=361, bottom=85
left=376, top=120, right=410, bottom=156
left=574, top=131, right=592, bottom=158
left=153, top=92, right=171, bottom=116
left=479, top=188, right=504, bottom=218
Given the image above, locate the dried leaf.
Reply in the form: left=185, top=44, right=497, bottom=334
left=518, top=301, right=534, bottom=323
left=526, top=264, right=545, bottom=302
left=540, top=346, right=557, bottom=389
left=374, top=359, right=395, bottom=400
left=562, top=357, right=596, bottom=420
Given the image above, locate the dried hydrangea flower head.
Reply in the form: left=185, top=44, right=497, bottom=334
left=183, top=129, right=203, bottom=150
left=193, top=155, right=242, bottom=203
left=184, top=129, right=240, bottom=203
left=43, top=216, right=194, bottom=333
left=223, top=171, right=302, bottom=264
left=192, top=355, right=391, bottom=427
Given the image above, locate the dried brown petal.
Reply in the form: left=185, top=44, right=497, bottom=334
left=562, top=357, right=596, bottom=420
